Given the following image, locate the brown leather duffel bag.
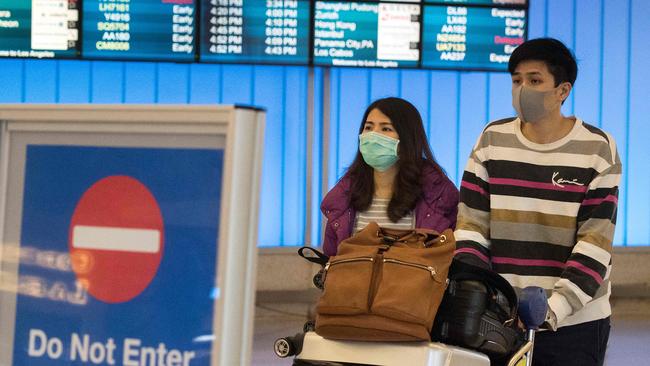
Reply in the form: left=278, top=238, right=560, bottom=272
left=315, top=221, right=455, bottom=341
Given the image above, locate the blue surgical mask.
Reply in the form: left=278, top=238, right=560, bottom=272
left=359, top=132, right=399, bottom=171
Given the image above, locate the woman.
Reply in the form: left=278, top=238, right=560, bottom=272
left=321, top=97, right=459, bottom=257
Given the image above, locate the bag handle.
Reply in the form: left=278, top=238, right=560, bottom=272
left=297, top=246, right=329, bottom=267
left=377, top=227, right=445, bottom=247
left=377, top=227, right=416, bottom=244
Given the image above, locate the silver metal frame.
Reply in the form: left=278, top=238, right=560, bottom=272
left=0, top=105, right=264, bottom=366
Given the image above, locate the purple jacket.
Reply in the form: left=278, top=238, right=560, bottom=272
left=320, top=166, right=459, bottom=256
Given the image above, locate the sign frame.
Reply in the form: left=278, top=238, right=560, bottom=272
left=0, top=104, right=265, bottom=365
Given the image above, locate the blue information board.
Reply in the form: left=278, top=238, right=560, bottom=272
left=421, top=4, right=526, bottom=71
left=82, top=0, right=196, bottom=61
left=199, top=0, right=311, bottom=65
left=13, top=145, right=223, bottom=365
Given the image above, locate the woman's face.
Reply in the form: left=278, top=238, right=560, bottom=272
left=362, top=108, right=399, bottom=140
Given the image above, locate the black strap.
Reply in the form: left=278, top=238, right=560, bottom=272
left=448, top=259, right=519, bottom=318
left=297, top=246, right=329, bottom=267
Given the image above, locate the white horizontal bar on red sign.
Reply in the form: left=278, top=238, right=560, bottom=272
left=72, top=225, right=160, bottom=253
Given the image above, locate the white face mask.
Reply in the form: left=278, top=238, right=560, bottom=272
left=512, top=84, right=559, bottom=123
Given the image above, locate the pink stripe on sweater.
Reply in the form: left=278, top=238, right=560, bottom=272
left=461, top=181, right=488, bottom=196
left=582, top=195, right=618, bottom=206
left=490, top=177, right=588, bottom=193
left=491, top=257, right=566, bottom=268
left=455, top=248, right=490, bottom=264
left=492, top=257, right=604, bottom=285
left=566, top=260, right=604, bottom=284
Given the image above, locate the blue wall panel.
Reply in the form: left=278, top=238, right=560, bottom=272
left=400, top=69, right=431, bottom=134
left=527, top=0, right=546, bottom=38
left=601, top=0, right=630, bottom=245
left=221, top=65, right=253, bottom=104
left=0, top=60, right=23, bottom=103
left=254, top=66, right=286, bottom=246
left=157, top=63, right=190, bottom=104
left=457, top=73, right=488, bottom=182
left=488, top=73, right=514, bottom=122
left=249, top=66, right=309, bottom=247
left=24, top=60, right=57, bottom=103
left=573, top=0, right=602, bottom=126
left=428, top=71, right=459, bottom=182
left=90, top=62, right=124, bottom=103
left=369, top=69, right=399, bottom=102
left=283, top=67, right=308, bottom=246
left=311, top=68, right=324, bottom=246
left=1, top=0, right=649, bottom=246
left=332, top=69, right=370, bottom=182
left=189, top=64, right=221, bottom=104
left=546, top=0, right=575, bottom=114
left=626, top=0, right=650, bottom=246
left=124, top=62, right=156, bottom=104
left=58, top=61, right=91, bottom=103
left=327, top=68, right=341, bottom=190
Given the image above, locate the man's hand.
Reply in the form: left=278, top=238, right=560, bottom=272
left=542, top=307, right=558, bottom=331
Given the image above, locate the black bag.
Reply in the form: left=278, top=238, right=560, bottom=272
left=431, top=260, right=524, bottom=361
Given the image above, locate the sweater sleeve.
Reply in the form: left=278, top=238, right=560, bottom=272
left=548, top=141, right=621, bottom=324
left=454, top=133, right=492, bottom=269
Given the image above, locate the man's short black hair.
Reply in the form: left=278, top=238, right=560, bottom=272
left=508, top=38, right=578, bottom=87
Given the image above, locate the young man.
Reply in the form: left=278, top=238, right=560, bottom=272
left=454, top=38, right=620, bottom=366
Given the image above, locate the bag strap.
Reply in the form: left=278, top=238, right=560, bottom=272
left=297, top=246, right=329, bottom=267
left=448, top=259, right=519, bottom=319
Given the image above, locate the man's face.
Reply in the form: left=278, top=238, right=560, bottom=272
left=511, top=60, right=571, bottom=104
left=511, top=60, right=556, bottom=90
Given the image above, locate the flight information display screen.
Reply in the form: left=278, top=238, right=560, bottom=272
left=313, top=1, right=421, bottom=68
left=0, top=0, right=79, bottom=59
left=424, top=0, right=527, bottom=5
left=82, top=0, right=196, bottom=61
left=199, top=0, right=311, bottom=65
left=0, top=0, right=529, bottom=71
left=421, top=4, right=526, bottom=70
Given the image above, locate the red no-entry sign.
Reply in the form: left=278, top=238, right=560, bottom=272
left=68, top=176, right=164, bottom=303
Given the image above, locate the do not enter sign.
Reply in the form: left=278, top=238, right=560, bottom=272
left=68, top=175, right=164, bottom=303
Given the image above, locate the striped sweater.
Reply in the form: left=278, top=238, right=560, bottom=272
left=455, top=117, right=621, bottom=328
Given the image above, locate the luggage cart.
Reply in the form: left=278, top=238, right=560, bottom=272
left=274, top=286, right=547, bottom=366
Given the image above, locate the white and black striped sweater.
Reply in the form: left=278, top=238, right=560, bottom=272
left=455, top=117, right=620, bottom=328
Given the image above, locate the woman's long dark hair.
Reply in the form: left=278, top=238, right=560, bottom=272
left=348, top=97, right=445, bottom=222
